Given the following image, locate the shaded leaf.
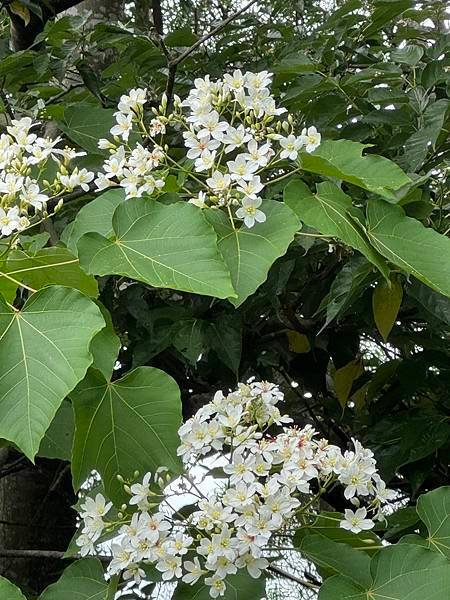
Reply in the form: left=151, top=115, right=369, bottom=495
left=38, top=399, right=74, bottom=461
left=372, top=276, right=403, bottom=341
left=40, top=558, right=109, bottom=600
left=0, top=576, right=26, bottom=600
left=334, top=358, right=364, bottom=409
left=58, top=103, right=115, bottom=154
left=287, top=330, right=311, bottom=353
left=173, top=570, right=265, bottom=600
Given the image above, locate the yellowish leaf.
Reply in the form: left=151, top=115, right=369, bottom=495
left=351, top=381, right=370, bottom=411
left=334, top=358, right=364, bottom=410
left=287, top=330, right=310, bottom=353
left=372, top=276, right=403, bottom=341
left=10, top=1, right=31, bottom=26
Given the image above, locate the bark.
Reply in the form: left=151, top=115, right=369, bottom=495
left=0, top=450, right=76, bottom=596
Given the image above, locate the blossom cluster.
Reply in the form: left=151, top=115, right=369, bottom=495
left=0, top=116, right=93, bottom=238
left=94, top=70, right=321, bottom=227
left=76, top=381, right=393, bottom=597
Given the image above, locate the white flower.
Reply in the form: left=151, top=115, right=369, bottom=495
left=300, top=126, right=321, bottom=153
left=156, top=555, right=182, bottom=581
left=194, top=149, right=216, bottom=172
left=76, top=533, right=95, bottom=557
left=109, top=541, right=134, bottom=575
left=189, top=191, right=207, bottom=208
left=236, top=554, right=268, bottom=578
left=149, top=118, right=166, bottom=136
left=245, top=71, right=272, bottom=90
left=222, top=125, right=252, bottom=153
left=206, top=170, right=232, bottom=192
left=0, top=173, right=23, bottom=195
left=340, top=507, right=374, bottom=534
left=227, top=154, right=258, bottom=181
left=243, top=139, right=273, bottom=167
left=123, top=564, right=146, bottom=584
left=0, top=206, right=20, bottom=236
left=164, top=533, right=193, bottom=556
left=110, top=112, right=133, bottom=141
left=197, top=111, right=229, bottom=140
left=223, top=69, right=246, bottom=92
left=184, top=132, right=220, bottom=159
left=205, top=574, right=227, bottom=598
left=279, top=134, right=304, bottom=160
left=20, top=181, right=48, bottom=209
left=80, top=493, right=112, bottom=519
left=182, top=557, right=206, bottom=584
left=236, top=175, right=264, bottom=199
left=235, top=197, right=266, bottom=228
left=118, top=88, right=147, bottom=114
left=129, top=472, right=152, bottom=506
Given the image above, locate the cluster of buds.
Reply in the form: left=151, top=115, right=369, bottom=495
left=76, top=380, right=393, bottom=598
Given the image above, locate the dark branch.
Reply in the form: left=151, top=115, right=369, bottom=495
left=268, top=565, right=320, bottom=590
left=152, top=0, right=164, bottom=35
left=165, top=0, right=258, bottom=104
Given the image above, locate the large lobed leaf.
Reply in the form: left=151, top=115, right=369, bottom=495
left=205, top=200, right=299, bottom=307
left=0, top=286, right=104, bottom=459
left=40, top=558, right=110, bottom=600
left=173, top=570, right=265, bottom=600
left=0, top=576, right=26, bottom=600
left=71, top=366, right=182, bottom=504
left=78, top=199, right=236, bottom=300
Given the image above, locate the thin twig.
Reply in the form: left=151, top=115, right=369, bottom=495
left=165, top=0, right=258, bottom=104
left=268, top=564, right=320, bottom=590
left=0, top=548, right=110, bottom=561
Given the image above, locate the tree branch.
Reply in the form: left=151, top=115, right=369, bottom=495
left=152, top=0, right=164, bottom=35
left=0, top=549, right=110, bottom=561
left=165, top=0, right=258, bottom=104
left=268, top=565, right=320, bottom=591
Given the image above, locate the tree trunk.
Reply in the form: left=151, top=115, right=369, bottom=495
left=0, top=450, right=76, bottom=596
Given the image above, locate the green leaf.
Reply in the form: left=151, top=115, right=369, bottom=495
left=273, top=53, right=316, bottom=74
left=40, top=558, right=109, bottom=600
left=362, top=0, right=413, bottom=38
left=38, top=399, right=74, bottom=461
left=403, top=487, right=450, bottom=559
left=284, top=179, right=389, bottom=278
left=90, top=303, right=121, bottom=378
left=164, top=27, right=198, bottom=47
left=298, top=140, right=411, bottom=200
left=372, top=276, right=403, bottom=340
left=0, top=286, right=104, bottom=459
left=173, top=570, right=265, bottom=600
left=297, top=534, right=371, bottom=586
left=319, top=544, right=450, bottom=600
left=71, top=366, right=182, bottom=504
left=294, top=512, right=382, bottom=555
left=78, top=199, right=235, bottom=300
left=0, top=247, right=98, bottom=303
left=58, top=103, right=116, bottom=154
left=173, top=318, right=208, bottom=364
left=318, top=257, right=376, bottom=330
left=408, top=281, right=450, bottom=326
left=366, top=199, right=450, bottom=298
left=207, top=315, right=242, bottom=375
left=0, top=576, right=26, bottom=600
left=205, top=201, right=299, bottom=307
left=62, top=188, right=127, bottom=255
left=391, top=44, right=424, bottom=65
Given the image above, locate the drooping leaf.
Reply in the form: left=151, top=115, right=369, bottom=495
left=284, top=179, right=389, bottom=278
left=0, top=576, right=26, bottom=600
left=319, top=543, right=450, bottom=600
left=205, top=200, right=299, bottom=307
left=333, top=358, right=364, bottom=409
left=71, top=366, right=182, bottom=504
left=362, top=0, right=413, bottom=38
left=372, top=276, right=403, bottom=340
left=40, top=558, right=109, bottom=600
left=38, top=399, right=74, bottom=461
left=78, top=199, right=235, bottom=300
left=61, top=188, right=127, bottom=255
left=366, top=199, right=450, bottom=298
left=0, top=247, right=98, bottom=303
left=298, top=140, right=411, bottom=200
left=0, top=286, right=104, bottom=459
left=408, top=280, right=450, bottom=326
left=172, top=570, right=265, bottom=600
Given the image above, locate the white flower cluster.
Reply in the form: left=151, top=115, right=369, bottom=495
left=95, top=71, right=321, bottom=227
left=76, top=380, right=393, bottom=598
left=180, top=70, right=320, bottom=226
left=94, top=88, right=166, bottom=199
left=0, top=117, right=93, bottom=238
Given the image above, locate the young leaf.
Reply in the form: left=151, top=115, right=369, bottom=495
left=205, top=200, right=299, bottom=307
left=78, top=199, right=236, bottom=300
left=372, top=276, right=403, bottom=341
left=0, top=286, right=104, bottom=459
left=71, top=367, right=182, bottom=504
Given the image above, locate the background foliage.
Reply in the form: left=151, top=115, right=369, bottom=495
left=0, top=0, right=448, bottom=599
